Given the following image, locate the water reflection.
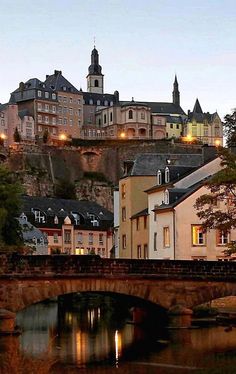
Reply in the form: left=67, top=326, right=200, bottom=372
left=4, top=295, right=236, bottom=373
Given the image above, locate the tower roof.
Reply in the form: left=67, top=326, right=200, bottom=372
left=193, top=98, right=203, bottom=114
left=88, top=47, right=102, bottom=75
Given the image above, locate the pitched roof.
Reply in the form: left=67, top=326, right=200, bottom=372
left=131, top=208, right=148, bottom=220
left=120, top=101, right=186, bottom=115
left=83, top=92, right=117, bottom=106
left=130, top=153, right=203, bottom=176
left=45, top=70, right=80, bottom=94
left=193, top=98, right=203, bottom=114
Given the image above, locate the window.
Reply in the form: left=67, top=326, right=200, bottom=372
left=104, top=114, right=107, bottom=124
left=58, top=96, right=62, bottom=102
left=52, top=105, right=56, bottom=113
left=64, top=230, right=71, bottom=244
left=52, top=117, right=56, bottom=125
left=69, top=97, right=73, bottom=103
left=216, top=230, right=229, bottom=245
left=164, top=189, right=169, bottom=204
left=136, top=218, right=140, bottom=231
left=78, top=109, right=81, bottom=116
left=38, top=90, right=42, bottom=97
left=137, top=245, right=141, bottom=259
left=89, top=99, right=93, bottom=105
left=63, top=107, right=67, bottom=114
left=192, top=225, right=206, bottom=246
left=34, top=210, right=45, bottom=223
left=141, top=112, right=145, bottom=120
left=99, top=233, right=104, bottom=245
left=53, top=233, right=58, bottom=243
left=154, top=232, right=157, bottom=251
left=58, top=118, right=62, bottom=125
left=154, top=212, right=157, bottom=222
left=122, top=235, right=126, bottom=249
left=45, top=104, right=49, bottom=112
left=121, top=184, right=126, bottom=199
left=165, top=167, right=170, bottom=183
left=110, top=101, right=113, bottom=106
left=144, top=244, right=148, bottom=259
left=77, top=232, right=83, bottom=244
left=45, top=92, right=49, bottom=99
left=45, top=116, right=49, bottom=124
left=104, top=100, right=108, bottom=106
left=63, top=97, right=67, bottom=103
left=122, top=207, right=126, bottom=222
left=170, top=123, right=173, bottom=128
left=157, top=170, right=162, bottom=185
left=128, top=110, right=133, bottom=119
left=97, top=100, right=101, bottom=106
left=64, top=118, right=67, bottom=125
left=37, top=103, right=42, bottom=110
left=69, top=108, right=73, bottom=115
left=110, top=112, right=113, bottom=122
left=89, top=233, right=93, bottom=245
left=144, top=215, right=147, bottom=229
left=38, top=115, right=42, bottom=122
left=94, top=79, right=99, bottom=87
left=163, top=227, right=170, bottom=247
left=176, top=124, right=179, bottom=129
left=52, top=93, right=56, bottom=100
left=69, top=119, right=73, bottom=126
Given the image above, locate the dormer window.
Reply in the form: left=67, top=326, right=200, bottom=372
left=20, top=213, right=27, bottom=222
left=157, top=170, right=162, bottom=185
left=71, top=212, right=80, bottom=225
left=164, top=189, right=169, bottom=205
left=97, top=100, right=101, bottom=106
left=54, top=216, right=59, bottom=224
left=33, top=209, right=45, bottom=223
left=104, top=100, right=108, bottom=106
left=165, top=167, right=170, bottom=183
left=89, top=99, right=93, bottom=105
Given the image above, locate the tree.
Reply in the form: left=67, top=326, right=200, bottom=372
left=13, top=127, right=21, bottom=143
left=194, top=147, right=236, bottom=255
left=223, top=109, right=236, bottom=146
left=54, top=179, right=76, bottom=200
left=43, top=129, right=49, bottom=144
left=0, top=165, right=23, bottom=248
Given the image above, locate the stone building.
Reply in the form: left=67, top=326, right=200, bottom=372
left=45, top=70, right=83, bottom=139
left=0, top=103, right=35, bottom=146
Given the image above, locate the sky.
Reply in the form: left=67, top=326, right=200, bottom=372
left=1, top=0, right=236, bottom=118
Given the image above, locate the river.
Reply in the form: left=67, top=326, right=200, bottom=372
left=1, top=294, right=236, bottom=373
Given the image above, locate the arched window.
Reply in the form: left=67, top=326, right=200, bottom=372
left=157, top=170, right=162, bottom=185
left=128, top=110, right=133, bottom=119
left=165, top=167, right=170, bottom=183
left=94, top=79, right=99, bottom=87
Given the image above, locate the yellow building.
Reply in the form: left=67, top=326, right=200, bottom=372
left=130, top=209, right=149, bottom=259
left=119, top=175, right=156, bottom=258
left=184, top=99, right=223, bottom=146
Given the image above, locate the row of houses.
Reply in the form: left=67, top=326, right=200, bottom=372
left=0, top=47, right=223, bottom=146
left=116, top=149, right=234, bottom=261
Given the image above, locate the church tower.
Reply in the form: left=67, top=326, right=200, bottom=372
left=86, top=47, right=104, bottom=94
left=172, top=75, right=180, bottom=106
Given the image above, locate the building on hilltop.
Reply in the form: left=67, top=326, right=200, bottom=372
left=0, top=103, right=35, bottom=146
left=20, top=196, right=114, bottom=257
left=3, top=46, right=223, bottom=145
left=184, top=99, right=223, bottom=146
left=44, top=70, right=83, bottom=139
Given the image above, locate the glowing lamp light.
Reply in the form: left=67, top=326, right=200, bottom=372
left=186, top=134, right=192, bottom=142
left=120, top=132, right=126, bottom=139
left=0, top=133, right=6, bottom=140
left=59, top=133, right=67, bottom=141
left=215, top=139, right=221, bottom=147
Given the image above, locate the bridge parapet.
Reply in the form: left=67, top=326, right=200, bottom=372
left=1, top=254, right=236, bottom=281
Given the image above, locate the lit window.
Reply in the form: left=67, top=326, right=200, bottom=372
left=216, top=230, right=229, bottom=245
left=122, top=207, right=126, bottom=222
left=121, top=184, right=126, bottom=199
left=163, top=227, right=170, bottom=247
left=192, top=225, right=206, bottom=246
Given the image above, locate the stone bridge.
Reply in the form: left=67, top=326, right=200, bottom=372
left=1, top=255, right=236, bottom=317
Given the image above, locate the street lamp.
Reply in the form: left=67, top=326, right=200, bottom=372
left=215, top=139, right=221, bottom=147
left=0, top=133, right=6, bottom=146
left=119, top=132, right=126, bottom=139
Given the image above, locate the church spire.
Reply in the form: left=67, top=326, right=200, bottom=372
left=172, top=74, right=180, bottom=106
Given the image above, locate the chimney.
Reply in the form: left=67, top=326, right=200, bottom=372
left=54, top=70, right=62, bottom=76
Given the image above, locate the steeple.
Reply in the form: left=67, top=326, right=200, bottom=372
left=172, top=74, right=180, bottom=106
left=193, top=98, right=203, bottom=113
left=87, top=46, right=104, bottom=94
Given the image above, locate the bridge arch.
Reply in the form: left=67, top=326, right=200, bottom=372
left=2, top=277, right=236, bottom=313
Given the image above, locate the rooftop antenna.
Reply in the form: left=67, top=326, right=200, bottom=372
left=94, top=36, right=96, bottom=48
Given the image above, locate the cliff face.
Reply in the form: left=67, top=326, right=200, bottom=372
left=4, top=141, right=216, bottom=211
